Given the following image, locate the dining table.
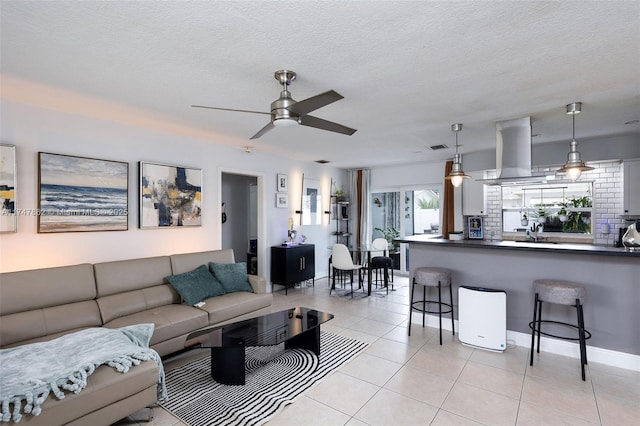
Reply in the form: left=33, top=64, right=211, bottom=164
left=349, top=243, right=390, bottom=296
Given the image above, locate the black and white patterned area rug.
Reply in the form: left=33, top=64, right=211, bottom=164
left=161, top=331, right=367, bottom=426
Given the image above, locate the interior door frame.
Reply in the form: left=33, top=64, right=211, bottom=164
left=218, top=167, right=266, bottom=278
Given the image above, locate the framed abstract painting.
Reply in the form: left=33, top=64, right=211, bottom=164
left=139, top=162, right=202, bottom=228
left=0, top=144, right=17, bottom=233
left=38, top=152, right=129, bottom=233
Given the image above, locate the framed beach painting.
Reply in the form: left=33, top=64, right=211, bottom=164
left=139, top=162, right=202, bottom=228
left=38, top=152, right=129, bottom=233
left=0, top=144, right=17, bottom=233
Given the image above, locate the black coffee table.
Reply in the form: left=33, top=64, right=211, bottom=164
left=184, top=307, right=334, bottom=385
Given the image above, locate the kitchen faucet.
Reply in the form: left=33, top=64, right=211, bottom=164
left=530, top=223, right=543, bottom=241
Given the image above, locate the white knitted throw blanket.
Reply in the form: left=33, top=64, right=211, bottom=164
left=0, top=323, right=166, bottom=423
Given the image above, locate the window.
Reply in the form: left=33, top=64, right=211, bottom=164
left=412, top=189, right=440, bottom=234
left=502, top=183, right=593, bottom=235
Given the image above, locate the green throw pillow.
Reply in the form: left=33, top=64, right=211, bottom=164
left=209, top=262, right=254, bottom=293
left=166, top=264, right=226, bottom=306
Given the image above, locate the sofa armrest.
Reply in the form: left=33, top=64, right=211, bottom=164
left=248, top=274, right=267, bottom=294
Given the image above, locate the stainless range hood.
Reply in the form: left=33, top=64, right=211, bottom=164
left=481, top=116, right=548, bottom=186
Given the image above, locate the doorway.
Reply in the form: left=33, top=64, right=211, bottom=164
left=221, top=172, right=261, bottom=275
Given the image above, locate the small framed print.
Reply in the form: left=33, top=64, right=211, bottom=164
left=468, top=216, right=484, bottom=239
left=277, top=174, right=288, bottom=192
left=0, top=144, right=16, bottom=233
left=276, top=193, right=288, bottom=208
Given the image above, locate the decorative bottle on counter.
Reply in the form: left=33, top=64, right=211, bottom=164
left=622, top=221, right=640, bottom=251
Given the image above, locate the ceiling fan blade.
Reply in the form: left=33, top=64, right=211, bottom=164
left=250, top=122, right=275, bottom=140
left=191, top=105, right=270, bottom=115
left=287, top=90, right=344, bottom=116
left=299, top=115, right=357, bottom=136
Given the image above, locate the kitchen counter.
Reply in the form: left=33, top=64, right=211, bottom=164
left=396, top=234, right=640, bottom=361
left=395, top=235, right=640, bottom=257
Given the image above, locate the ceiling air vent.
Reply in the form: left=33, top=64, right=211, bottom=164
left=429, top=144, right=448, bottom=150
left=315, top=160, right=330, bottom=164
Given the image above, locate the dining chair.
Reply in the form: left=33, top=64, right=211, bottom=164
left=330, top=243, right=363, bottom=298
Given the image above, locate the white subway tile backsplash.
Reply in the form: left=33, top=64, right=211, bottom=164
left=485, top=159, right=625, bottom=247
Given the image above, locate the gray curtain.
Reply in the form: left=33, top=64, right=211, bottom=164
left=349, top=169, right=371, bottom=252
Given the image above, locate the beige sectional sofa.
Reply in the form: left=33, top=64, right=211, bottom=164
left=0, top=249, right=272, bottom=425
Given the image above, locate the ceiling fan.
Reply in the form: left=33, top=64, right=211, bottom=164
left=192, top=70, right=357, bottom=140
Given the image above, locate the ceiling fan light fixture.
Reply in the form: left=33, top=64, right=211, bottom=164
left=273, top=117, right=299, bottom=127
left=446, top=123, right=469, bottom=187
left=558, top=102, right=593, bottom=181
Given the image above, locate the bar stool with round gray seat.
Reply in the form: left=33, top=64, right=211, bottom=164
left=408, top=267, right=455, bottom=345
left=529, top=279, right=591, bottom=381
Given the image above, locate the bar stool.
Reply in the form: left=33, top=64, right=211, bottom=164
left=408, top=267, right=455, bottom=345
left=529, top=279, right=591, bottom=381
left=370, top=256, right=393, bottom=294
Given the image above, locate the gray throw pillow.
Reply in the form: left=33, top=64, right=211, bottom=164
left=166, top=264, right=226, bottom=306
left=209, top=262, right=254, bottom=293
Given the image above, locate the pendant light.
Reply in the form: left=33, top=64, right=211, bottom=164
left=446, top=123, right=469, bottom=187
left=558, top=102, right=593, bottom=181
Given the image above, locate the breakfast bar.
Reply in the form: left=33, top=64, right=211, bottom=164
left=396, top=235, right=640, bottom=358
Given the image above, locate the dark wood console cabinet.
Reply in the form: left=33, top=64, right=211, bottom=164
left=270, top=244, right=315, bottom=295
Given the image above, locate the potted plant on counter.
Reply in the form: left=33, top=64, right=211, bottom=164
left=520, top=212, right=529, bottom=226
left=534, top=207, right=547, bottom=224
left=557, top=204, right=568, bottom=222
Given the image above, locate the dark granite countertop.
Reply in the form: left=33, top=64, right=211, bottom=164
left=395, top=235, right=640, bottom=257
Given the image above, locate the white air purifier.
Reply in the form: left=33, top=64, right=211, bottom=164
left=458, top=286, right=506, bottom=352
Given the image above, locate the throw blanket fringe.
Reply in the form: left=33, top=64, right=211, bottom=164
left=1, top=324, right=166, bottom=423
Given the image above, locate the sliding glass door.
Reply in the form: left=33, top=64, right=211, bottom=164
left=371, top=186, right=441, bottom=274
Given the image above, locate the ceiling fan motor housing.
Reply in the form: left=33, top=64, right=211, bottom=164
left=272, top=70, right=300, bottom=125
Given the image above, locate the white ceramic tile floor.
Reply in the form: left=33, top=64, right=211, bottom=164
left=116, top=276, right=639, bottom=426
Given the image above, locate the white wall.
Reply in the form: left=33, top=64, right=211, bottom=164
left=0, top=97, right=347, bottom=278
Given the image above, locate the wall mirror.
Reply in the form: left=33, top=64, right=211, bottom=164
left=301, top=174, right=322, bottom=225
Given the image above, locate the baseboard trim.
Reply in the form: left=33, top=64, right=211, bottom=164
left=412, top=314, right=640, bottom=372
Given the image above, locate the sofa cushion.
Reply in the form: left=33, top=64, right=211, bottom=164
left=15, top=360, right=158, bottom=426
left=166, top=265, right=226, bottom=306
left=97, top=286, right=179, bottom=324
left=94, top=256, right=173, bottom=297
left=0, top=264, right=96, bottom=315
left=170, top=249, right=236, bottom=275
left=209, top=262, right=253, bottom=293
left=102, top=304, right=208, bottom=346
left=198, top=292, right=273, bottom=324
left=0, top=301, right=102, bottom=348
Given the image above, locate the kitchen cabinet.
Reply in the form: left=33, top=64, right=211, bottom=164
left=623, top=160, right=640, bottom=216
left=270, top=244, right=315, bottom=295
left=462, top=171, right=486, bottom=216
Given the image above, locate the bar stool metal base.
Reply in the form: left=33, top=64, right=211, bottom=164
left=529, top=292, right=591, bottom=381
left=408, top=276, right=455, bottom=345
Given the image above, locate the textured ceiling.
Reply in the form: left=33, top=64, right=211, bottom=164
left=1, top=1, right=639, bottom=169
